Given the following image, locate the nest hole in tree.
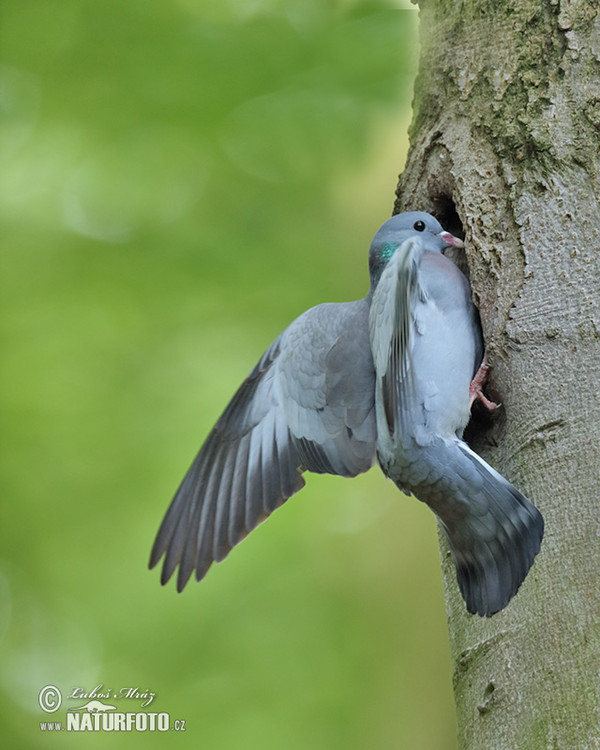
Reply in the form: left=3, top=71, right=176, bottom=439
left=432, top=195, right=464, bottom=242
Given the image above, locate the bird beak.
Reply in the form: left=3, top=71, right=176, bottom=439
left=437, top=231, right=464, bottom=249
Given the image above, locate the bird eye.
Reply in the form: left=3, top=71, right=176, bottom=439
left=413, top=220, right=425, bottom=232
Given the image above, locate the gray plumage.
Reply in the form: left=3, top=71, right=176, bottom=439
left=150, top=211, right=544, bottom=616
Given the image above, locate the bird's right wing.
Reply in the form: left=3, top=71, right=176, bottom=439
left=149, top=299, right=376, bottom=591
left=368, top=237, right=425, bottom=438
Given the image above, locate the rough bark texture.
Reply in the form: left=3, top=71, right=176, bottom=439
left=396, top=1, right=600, bottom=748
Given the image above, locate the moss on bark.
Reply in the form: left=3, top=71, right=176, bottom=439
left=397, top=1, right=600, bottom=747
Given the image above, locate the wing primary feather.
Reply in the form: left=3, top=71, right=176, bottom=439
left=212, top=443, right=237, bottom=562
left=190, top=441, right=227, bottom=586
left=176, top=437, right=230, bottom=585
left=177, top=455, right=215, bottom=589
left=227, top=433, right=251, bottom=548
left=245, top=428, right=266, bottom=531
left=149, top=451, right=203, bottom=570
left=177, top=439, right=225, bottom=590
left=161, top=436, right=220, bottom=587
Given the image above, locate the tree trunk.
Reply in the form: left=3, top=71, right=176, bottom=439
left=395, top=1, right=600, bottom=747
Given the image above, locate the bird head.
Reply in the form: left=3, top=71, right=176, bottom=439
left=368, top=211, right=464, bottom=289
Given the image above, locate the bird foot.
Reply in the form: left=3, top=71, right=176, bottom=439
left=469, top=354, right=501, bottom=411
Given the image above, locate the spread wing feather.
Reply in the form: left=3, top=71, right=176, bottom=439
left=150, top=300, right=376, bottom=590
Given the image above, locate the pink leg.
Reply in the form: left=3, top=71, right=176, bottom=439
left=469, top=353, right=501, bottom=411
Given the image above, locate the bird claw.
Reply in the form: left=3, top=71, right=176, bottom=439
left=469, top=354, right=501, bottom=411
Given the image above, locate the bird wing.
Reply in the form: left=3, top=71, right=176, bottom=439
left=149, top=298, right=376, bottom=591
left=368, top=237, right=424, bottom=438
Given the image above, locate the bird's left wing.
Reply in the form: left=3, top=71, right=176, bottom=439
left=368, top=237, right=424, bottom=438
left=149, top=299, right=376, bottom=591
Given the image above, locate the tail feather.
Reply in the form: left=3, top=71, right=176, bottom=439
left=408, top=440, right=544, bottom=617
left=452, top=445, right=543, bottom=616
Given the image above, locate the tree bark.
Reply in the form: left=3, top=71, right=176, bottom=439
left=396, top=1, right=600, bottom=747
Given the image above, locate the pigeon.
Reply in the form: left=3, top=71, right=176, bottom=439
left=149, top=211, right=544, bottom=616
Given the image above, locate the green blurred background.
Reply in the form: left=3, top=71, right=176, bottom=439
left=0, top=0, right=457, bottom=747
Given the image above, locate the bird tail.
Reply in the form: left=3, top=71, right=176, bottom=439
left=406, top=440, right=544, bottom=617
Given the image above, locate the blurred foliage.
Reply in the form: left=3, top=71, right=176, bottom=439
left=0, top=0, right=457, bottom=748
